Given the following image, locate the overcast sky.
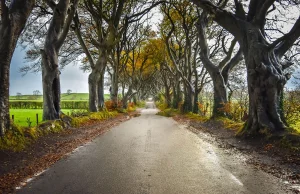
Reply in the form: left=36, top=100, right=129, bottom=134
left=10, top=47, right=90, bottom=95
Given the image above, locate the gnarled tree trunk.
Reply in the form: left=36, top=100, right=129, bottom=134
left=41, top=50, right=61, bottom=120
left=242, top=27, right=287, bottom=134
left=0, top=0, right=35, bottom=135
left=42, top=0, right=78, bottom=120
left=190, top=0, right=300, bottom=135
left=211, top=74, right=228, bottom=117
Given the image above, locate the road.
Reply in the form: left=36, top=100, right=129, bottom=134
left=19, top=102, right=291, bottom=194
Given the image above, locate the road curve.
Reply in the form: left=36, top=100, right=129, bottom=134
left=18, top=102, right=291, bottom=194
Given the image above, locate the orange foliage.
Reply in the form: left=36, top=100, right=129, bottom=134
left=218, top=102, right=247, bottom=121
left=197, top=102, right=208, bottom=116
left=105, top=100, right=122, bottom=111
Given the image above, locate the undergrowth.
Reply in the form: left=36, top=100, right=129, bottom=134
left=156, top=108, right=178, bottom=117
left=216, top=117, right=244, bottom=132
left=71, top=110, right=118, bottom=127
left=0, top=110, right=119, bottom=152
left=0, top=120, right=64, bottom=152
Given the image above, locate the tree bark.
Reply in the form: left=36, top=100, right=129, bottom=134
left=98, top=72, right=105, bottom=110
left=110, top=66, right=119, bottom=108
left=182, top=85, right=194, bottom=113
left=211, top=74, right=228, bottom=117
left=88, top=69, right=100, bottom=112
left=41, top=50, right=61, bottom=120
left=165, top=86, right=171, bottom=108
left=172, top=78, right=181, bottom=109
left=0, top=0, right=35, bottom=135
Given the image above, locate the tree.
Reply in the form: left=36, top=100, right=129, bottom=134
left=33, top=90, right=41, bottom=99
left=41, top=0, right=79, bottom=120
left=16, top=92, right=22, bottom=100
left=196, top=12, right=243, bottom=117
left=67, top=89, right=72, bottom=95
left=161, top=1, right=210, bottom=112
left=190, top=0, right=300, bottom=135
left=0, top=0, right=35, bottom=136
left=73, top=0, right=162, bottom=111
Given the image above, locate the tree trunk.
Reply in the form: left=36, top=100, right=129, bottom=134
left=0, top=0, right=35, bottom=135
left=212, top=74, right=228, bottom=118
left=182, top=85, right=194, bottom=113
left=192, top=72, right=199, bottom=114
left=98, top=73, right=105, bottom=110
left=193, top=89, right=200, bottom=114
left=88, top=69, right=100, bottom=112
left=41, top=0, right=78, bottom=120
left=0, top=52, right=11, bottom=136
left=41, top=50, right=61, bottom=120
left=133, top=95, right=137, bottom=105
left=241, top=28, right=287, bottom=135
left=110, top=67, right=119, bottom=108
left=172, top=79, right=181, bottom=109
left=165, top=86, right=171, bottom=108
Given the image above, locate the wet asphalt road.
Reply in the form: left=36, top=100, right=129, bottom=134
left=19, top=102, right=291, bottom=194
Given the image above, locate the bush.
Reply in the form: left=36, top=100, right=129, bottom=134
left=71, top=110, right=118, bottom=127
left=156, top=108, right=178, bottom=117
left=0, top=110, right=119, bottom=151
left=136, top=101, right=146, bottom=108
left=186, top=112, right=208, bottom=122
left=0, top=121, right=65, bottom=152
left=218, top=102, right=247, bottom=121
left=105, top=100, right=122, bottom=111
left=10, top=100, right=89, bottom=109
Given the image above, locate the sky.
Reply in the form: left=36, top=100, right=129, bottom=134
left=10, top=47, right=90, bottom=95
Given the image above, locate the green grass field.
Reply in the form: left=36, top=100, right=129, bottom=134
left=10, top=109, right=84, bottom=127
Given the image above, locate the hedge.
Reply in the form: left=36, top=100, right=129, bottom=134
left=10, top=101, right=89, bottom=109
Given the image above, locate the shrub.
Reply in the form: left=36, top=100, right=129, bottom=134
left=105, top=100, right=122, bottom=111
left=70, top=110, right=118, bottom=127
left=156, top=103, right=168, bottom=111
left=186, top=112, right=208, bottom=122
left=284, top=90, right=300, bottom=133
left=156, top=108, right=178, bottom=117
left=136, top=101, right=146, bottom=108
left=218, top=102, right=247, bottom=121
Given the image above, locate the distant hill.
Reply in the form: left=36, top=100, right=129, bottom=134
left=10, top=93, right=110, bottom=101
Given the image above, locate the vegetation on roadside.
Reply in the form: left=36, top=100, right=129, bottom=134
left=156, top=96, right=300, bottom=136
left=1, top=101, right=142, bottom=152
left=0, top=121, right=65, bottom=152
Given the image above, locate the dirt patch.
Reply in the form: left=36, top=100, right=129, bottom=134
left=0, top=112, right=138, bottom=194
left=173, top=115, right=300, bottom=193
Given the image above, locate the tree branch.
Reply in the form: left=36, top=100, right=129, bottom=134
left=56, top=0, right=79, bottom=49
left=190, top=0, right=243, bottom=40
left=44, top=0, right=56, bottom=10
left=73, top=12, right=95, bottom=68
left=274, top=16, right=300, bottom=58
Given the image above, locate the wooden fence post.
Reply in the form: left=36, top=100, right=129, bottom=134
left=12, top=115, right=14, bottom=122
left=36, top=113, right=39, bottom=125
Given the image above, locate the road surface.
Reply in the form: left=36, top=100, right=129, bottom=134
left=19, top=102, right=291, bottom=194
